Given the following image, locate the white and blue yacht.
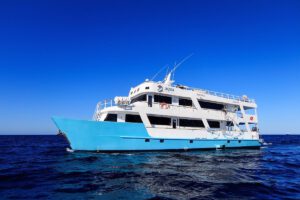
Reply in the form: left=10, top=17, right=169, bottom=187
left=53, top=68, right=261, bottom=151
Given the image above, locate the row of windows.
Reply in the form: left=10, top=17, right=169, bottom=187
left=131, top=94, right=225, bottom=111
left=198, top=100, right=224, bottom=110
left=104, top=114, right=231, bottom=129
left=154, top=95, right=172, bottom=104
left=148, top=116, right=206, bottom=128
left=145, top=139, right=241, bottom=143
left=131, top=94, right=147, bottom=104
left=130, top=86, right=150, bottom=95
left=104, top=114, right=143, bottom=123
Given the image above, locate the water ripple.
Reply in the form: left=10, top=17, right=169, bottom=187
left=0, top=135, right=299, bottom=199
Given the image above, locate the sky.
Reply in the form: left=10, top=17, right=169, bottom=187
left=0, top=0, right=299, bottom=134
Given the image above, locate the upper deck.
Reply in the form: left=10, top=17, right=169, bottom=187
left=129, top=80, right=257, bottom=108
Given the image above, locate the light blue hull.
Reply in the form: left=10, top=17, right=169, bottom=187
left=52, top=117, right=261, bottom=151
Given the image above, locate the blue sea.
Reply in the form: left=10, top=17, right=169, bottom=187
left=0, top=135, right=299, bottom=199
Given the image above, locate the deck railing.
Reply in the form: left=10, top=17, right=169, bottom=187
left=93, top=99, right=115, bottom=120
left=190, top=88, right=255, bottom=103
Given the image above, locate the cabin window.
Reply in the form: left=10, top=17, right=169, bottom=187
left=104, top=114, right=117, bottom=122
left=226, top=121, right=234, bottom=126
left=125, top=114, right=143, bottom=123
left=226, top=121, right=234, bottom=131
left=239, top=123, right=247, bottom=132
left=131, top=94, right=147, bottom=103
left=148, top=116, right=171, bottom=126
left=154, top=95, right=172, bottom=104
left=179, top=98, right=193, bottom=107
left=208, top=120, right=220, bottom=128
left=179, top=119, right=205, bottom=128
left=145, top=86, right=150, bottom=90
left=198, top=100, right=224, bottom=110
left=148, top=95, right=153, bottom=107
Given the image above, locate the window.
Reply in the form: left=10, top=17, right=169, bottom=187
left=154, top=95, right=172, bottom=104
left=131, top=94, right=147, bottom=103
left=239, top=123, right=247, bottom=132
left=145, top=86, right=150, bottom=90
left=226, top=121, right=234, bottom=127
left=160, top=139, right=164, bottom=143
left=179, top=119, right=205, bottom=128
left=226, top=121, right=234, bottom=131
left=198, top=100, right=224, bottom=110
left=148, top=116, right=171, bottom=126
left=125, top=114, right=143, bottom=123
left=104, top=114, right=117, bottom=122
left=190, top=140, right=193, bottom=144
left=179, top=98, right=193, bottom=107
left=208, top=120, right=220, bottom=128
left=145, top=139, right=150, bottom=142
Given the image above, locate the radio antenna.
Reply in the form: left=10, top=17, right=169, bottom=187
left=151, top=65, right=168, bottom=81
left=171, top=53, right=194, bottom=80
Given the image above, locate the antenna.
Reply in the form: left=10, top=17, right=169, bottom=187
left=151, top=65, right=168, bottom=81
left=170, top=53, right=194, bottom=75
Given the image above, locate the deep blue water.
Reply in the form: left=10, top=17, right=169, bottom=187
left=0, top=135, right=299, bottom=200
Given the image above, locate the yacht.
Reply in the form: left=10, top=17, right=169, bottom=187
left=53, top=68, right=261, bottom=151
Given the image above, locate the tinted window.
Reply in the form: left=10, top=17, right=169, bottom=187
left=131, top=94, right=147, bottom=103
left=179, top=119, right=205, bottom=128
left=154, top=95, right=172, bottom=104
left=104, top=114, right=117, bottom=122
left=226, top=121, right=234, bottom=126
left=179, top=98, right=193, bottom=107
left=208, top=120, right=220, bottom=128
left=148, top=116, right=171, bottom=125
left=125, top=114, right=143, bottom=123
left=198, top=100, right=224, bottom=110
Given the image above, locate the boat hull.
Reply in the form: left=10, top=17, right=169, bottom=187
left=52, top=117, right=261, bottom=151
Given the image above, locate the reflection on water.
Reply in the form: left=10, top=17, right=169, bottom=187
left=0, top=135, right=299, bottom=199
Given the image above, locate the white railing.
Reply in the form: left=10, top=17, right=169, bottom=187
left=93, top=99, right=115, bottom=120
left=190, top=88, right=255, bottom=103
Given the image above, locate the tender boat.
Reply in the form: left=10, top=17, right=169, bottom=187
left=53, top=67, right=261, bottom=151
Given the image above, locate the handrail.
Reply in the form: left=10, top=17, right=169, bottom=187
left=190, top=88, right=255, bottom=103
left=96, top=99, right=115, bottom=110
left=93, top=99, right=115, bottom=120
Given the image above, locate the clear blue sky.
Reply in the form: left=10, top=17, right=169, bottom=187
left=0, top=0, right=299, bottom=134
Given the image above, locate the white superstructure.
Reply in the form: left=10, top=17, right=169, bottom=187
left=93, top=70, right=260, bottom=142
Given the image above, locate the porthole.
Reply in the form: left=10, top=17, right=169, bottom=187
left=145, top=139, right=150, bottom=142
left=160, top=139, right=164, bottom=143
left=238, top=140, right=241, bottom=143
left=190, top=140, right=193, bottom=144
left=227, top=140, right=230, bottom=143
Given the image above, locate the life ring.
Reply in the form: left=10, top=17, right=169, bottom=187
left=250, top=116, right=254, bottom=121
left=160, top=102, right=170, bottom=109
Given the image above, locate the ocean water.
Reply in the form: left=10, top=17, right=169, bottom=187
left=0, top=135, right=299, bottom=200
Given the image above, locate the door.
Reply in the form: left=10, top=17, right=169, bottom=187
left=172, top=119, right=177, bottom=129
left=148, top=95, right=153, bottom=107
